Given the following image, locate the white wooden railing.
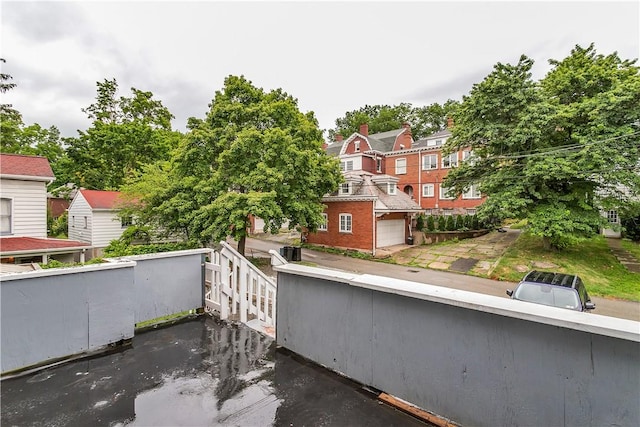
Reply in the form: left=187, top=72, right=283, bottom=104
left=204, top=241, right=278, bottom=329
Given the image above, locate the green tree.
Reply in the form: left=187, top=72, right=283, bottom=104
left=437, top=215, right=446, bottom=231
left=328, top=101, right=459, bottom=142
left=416, top=214, right=425, bottom=231
left=1, top=58, right=24, bottom=152
left=444, top=45, right=640, bottom=250
left=124, top=75, right=342, bottom=255
left=65, top=78, right=179, bottom=190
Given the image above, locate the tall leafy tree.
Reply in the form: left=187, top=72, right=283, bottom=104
left=444, top=44, right=640, bottom=250
left=123, top=75, right=342, bottom=255
left=328, top=101, right=458, bottom=142
left=1, top=58, right=24, bottom=152
left=65, top=79, right=179, bottom=190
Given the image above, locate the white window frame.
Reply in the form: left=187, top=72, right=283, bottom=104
left=0, top=198, right=12, bottom=235
left=340, top=182, right=352, bottom=195
left=340, top=160, right=354, bottom=172
left=354, top=141, right=360, bottom=152
left=84, top=216, right=88, bottom=229
left=395, top=158, right=407, bottom=174
left=466, top=209, right=476, bottom=215
left=440, top=185, right=455, bottom=200
left=442, top=153, right=458, bottom=169
left=339, top=213, right=352, bottom=233
left=462, top=150, right=473, bottom=161
left=121, top=216, right=133, bottom=228
left=443, top=209, right=454, bottom=216
left=318, top=213, right=328, bottom=231
left=422, top=154, right=438, bottom=170
left=422, top=184, right=435, bottom=197
left=607, top=210, right=619, bottom=224
left=462, top=185, right=482, bottom=199
left=388, top=183, right=396, bottom=195
left=376, top=158, right=382, bottom=172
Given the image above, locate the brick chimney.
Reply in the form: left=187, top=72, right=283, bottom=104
left=447, top=117, right=454, bottom=129
left=336, top=134, right=343, bottom=142
left=398, top=122, right=412, bottom=150
left=359, top=123, right=369, bottom=136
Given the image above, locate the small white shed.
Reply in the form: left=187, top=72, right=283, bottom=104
left=68, top=190, right=127, bottom=251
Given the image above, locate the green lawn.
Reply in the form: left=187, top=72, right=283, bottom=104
left=492, top=233, right=640, bottom=301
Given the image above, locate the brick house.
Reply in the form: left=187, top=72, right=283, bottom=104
left=306, top=123, right=485, bottom=253
left=306, top=171, right=423, bottom=255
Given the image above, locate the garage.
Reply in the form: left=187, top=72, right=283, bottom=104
left=376, top=219, right=405, bottom=248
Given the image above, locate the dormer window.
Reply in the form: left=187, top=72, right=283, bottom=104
left=340, top=183, right=352, bottom=195
left=354, top=141, right=360, bottom=152
left=340, top=160, right=354, bottom=172
left=435, top=139, right=442, bottom=146
left=376, top=158, right=382, bottom=172
left=388, top=183, right=396, bottom=195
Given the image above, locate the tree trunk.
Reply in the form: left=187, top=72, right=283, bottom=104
left=238, top=235, right=246, bottom=257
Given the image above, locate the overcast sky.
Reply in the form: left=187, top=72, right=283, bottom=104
left=2, top=1, right=638, bottom=139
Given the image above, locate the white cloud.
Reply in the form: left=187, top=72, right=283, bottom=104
left=2, top=1, right=638, bottom=138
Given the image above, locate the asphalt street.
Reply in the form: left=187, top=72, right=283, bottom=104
left=243, top=237, right=640, bottom=322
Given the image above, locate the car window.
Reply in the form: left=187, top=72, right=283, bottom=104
left=514, top=283, right=581, bottom=310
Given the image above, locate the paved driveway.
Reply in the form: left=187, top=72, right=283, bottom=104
left=245, top=235, right=640, bottom=322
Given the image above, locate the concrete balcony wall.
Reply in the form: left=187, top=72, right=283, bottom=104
left=1, top=249, right=210, bottom=375
left=126, top=250, right=208, bottom=324
left=274, top=264, right=640, bottom=427
left=1, top=262, right=136, bottom=374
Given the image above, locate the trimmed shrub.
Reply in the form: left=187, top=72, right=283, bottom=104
left=426, top=215, right=435, bottom=231
left=446, top=215, right=455, bottom=231
left=437, top=215, right=447, bottom=231
left=416, top=214, right=425, bottom=232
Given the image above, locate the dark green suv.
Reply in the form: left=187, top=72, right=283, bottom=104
left=506, top=270, right=596, bottom=312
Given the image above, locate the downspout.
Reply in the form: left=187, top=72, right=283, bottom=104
left=372, top=201, right=376, bottom=257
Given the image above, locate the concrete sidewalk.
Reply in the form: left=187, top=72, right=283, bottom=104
left=606, top=238, right=640, bottom=273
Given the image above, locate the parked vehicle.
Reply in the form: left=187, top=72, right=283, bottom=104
left=506, top=270, right=596, bottom=312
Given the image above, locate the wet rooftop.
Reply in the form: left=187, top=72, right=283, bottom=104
left=1, top=316, right=429, bottom=426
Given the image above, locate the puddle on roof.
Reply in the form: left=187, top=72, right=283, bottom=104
left=119, top=370, right=280, bottom=426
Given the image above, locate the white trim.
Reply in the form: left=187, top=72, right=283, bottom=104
left=339, top=213, right=352, bottom=233
left=395, top=158, right=407, bottom=175
left=0, top=197, right=13, bottom=235
left=318, top=213, right=328, bottom=231
left=0, top=174, right=54, bottom=183
left=422, top=184, right=435, bottom=198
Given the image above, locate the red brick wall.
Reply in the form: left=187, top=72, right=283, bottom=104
left=307, top=200, right=374, bottom=252
left=343, top=136, right=370, bottom=155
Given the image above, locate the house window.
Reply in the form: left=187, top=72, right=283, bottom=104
left=318, top=213, right=328, bottom=231
left=340, top=160, right=354, bottom=172
left=121, top=216, right=133, bottom=228
left=463, top=150, right=473, bottom=161
left=607, top=210, right=619, bottom=224
left=440, top=185, right=454, bottom=200
left=354, top=141, right=360, bottom=152
left=395, top=158, right=407, bottom=174
left=376, top=158, right=382, bottom=172
left=84, top=216, right=88, bottom=229
left=443, top=209, right=454, bottom=216
left=435, top=139, right=443, bottom=146
left=422, top=184, right=435, bottom=197
left=424, top=209, right=432, bottom=216
left=466, top=209, right=477, bottom=215
left=388, top=183, right=396, bottom=195
left=422, top=154, right=438, bottom=170
left=339, top=214, right=352, bottom=233
left=0, top=198, right=12, bottom=235
left=462, top=185, right=481, bottom=199
left=442, top=153, right=458, bottom=168
left=340, top=183, right=352, bottom=195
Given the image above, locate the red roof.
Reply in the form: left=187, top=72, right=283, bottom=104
left=80, top=189, right=123, bottom=209
left=0, top=153, right=55, bottom=179
left=0, top=237, right=89, bottom=253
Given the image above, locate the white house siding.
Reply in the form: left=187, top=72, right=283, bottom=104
left=0, top=178, right=48, bottom=238
left=91, top=211, right=125, bottom=248
left=67, top=193, right=93, bottom=244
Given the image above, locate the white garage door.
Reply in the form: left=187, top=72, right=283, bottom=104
left=377, top=219, right=405, bottom=248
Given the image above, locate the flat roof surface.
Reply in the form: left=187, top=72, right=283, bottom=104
left=1, top=316, right=430, bottom=426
